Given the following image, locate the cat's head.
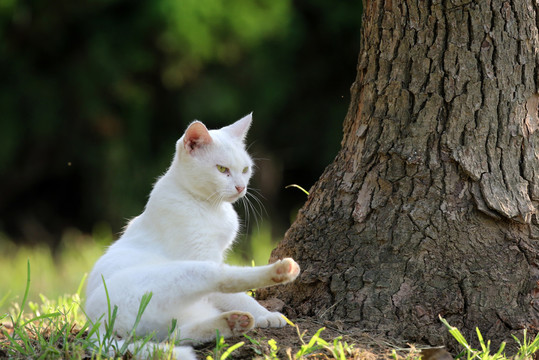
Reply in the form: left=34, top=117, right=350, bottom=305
left=174, top=113, right=254, bottom=203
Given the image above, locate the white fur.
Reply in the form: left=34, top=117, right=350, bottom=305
left=85, top=113, right=300, bottom=360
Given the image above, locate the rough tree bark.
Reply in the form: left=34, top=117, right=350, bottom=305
left=259, top=0, right=539, bottom=349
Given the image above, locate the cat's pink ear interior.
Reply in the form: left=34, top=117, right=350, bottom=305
left=183, top=121, right=212, bottom=154
left=223, top=113, right=252, bottom=141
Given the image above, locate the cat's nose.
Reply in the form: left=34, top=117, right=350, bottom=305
left=235, top=186, right=245, bottom=194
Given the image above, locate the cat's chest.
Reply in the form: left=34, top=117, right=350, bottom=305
left=161, top=202, right=239, bottom=259
left=195, top=205, right=238, bottom=238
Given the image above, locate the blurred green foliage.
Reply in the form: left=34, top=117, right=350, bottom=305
left=0, top=0, right=361, bottom=247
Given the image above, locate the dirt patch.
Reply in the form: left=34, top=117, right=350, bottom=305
left=194, top=318, right=445, bottom=359
left=194, top=298, right=452, bottom=359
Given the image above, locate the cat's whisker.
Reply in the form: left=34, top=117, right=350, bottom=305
left=246, top=140, right=257, bottom=152
left=205, top=190, right=217, bottom=202
left=244, top=194, right=260, bottom=220
left=247, top=190, right=267, bottom=218
left=241, top=195, right=257, bottom=232
left=243, top=190, right=267, bottom=231
left=206, top=191, right=225, bottom=209
left=251, top=156, right=270, bottom=163
left=239, top=196, right=251, bottom=232
left=215, top=194, right=226, bottom=208
left=205, top=191, right=218, bottom=205
left=247, top=194, right=261, bottom=229
left=248, top=187, right=267, bottom=201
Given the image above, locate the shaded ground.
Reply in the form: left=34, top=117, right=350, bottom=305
left=195, top=317, right=451, bottom=359
left=0, top=317, right=451, bottom=360
left=0, top=298, right=454, bottom=360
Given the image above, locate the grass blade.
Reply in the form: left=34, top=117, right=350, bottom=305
left=0, top=290, right=11, bottom=311
left=20, top=311, right=62, bottom=327
left=119, top=292, right=153, bottom=354
left=285, top=184, right=310, bottom=195
left=76, top=273, right=87, bottom=298
left=281, top=314, right=296, bottom=327
left=220, top=341, right=244, bottom=359
left=15, top=260, right=31, bottom=326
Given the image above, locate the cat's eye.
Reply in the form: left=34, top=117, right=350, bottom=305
left=216, top=165, right=229, bottom=174
left=242, top=167, right=249, bottom=174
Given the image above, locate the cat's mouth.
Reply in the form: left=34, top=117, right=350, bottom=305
left=228, top=190, right=246, bottom=203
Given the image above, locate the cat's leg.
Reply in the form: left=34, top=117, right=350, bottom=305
left=208, top=258, right=300, bottom=328
left=86, top=258, right=299, bottom=339
left=88, top=258, right=299, bottom=314
left=211, top=292, right=288, bottom=328
left=177, top=311, right=255, bottom=344
left=215, top=257, right=300, bottom=293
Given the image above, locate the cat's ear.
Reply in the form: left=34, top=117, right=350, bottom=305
left=222, top=112, right=252, bottom=142
left=183, top=121, right=212, bottom=154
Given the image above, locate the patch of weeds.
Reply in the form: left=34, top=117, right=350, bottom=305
left=243, top=332, right=282, bottom=359
left=512, top=328, right=539, bottom=360
left=0, top=261, right=93, bottom=359
left=441, top=316, right=505, bottom=360
left=441, top=316, right=539, bottom=360
left=0, top=260, right=180, bottom=360
left=390, top=346, right=422, bottom=360
left=206, top=330, right=244, bottom=360
left=281, top=315, right=361, bottom=359
left=83, top=276, right=165, bottom=358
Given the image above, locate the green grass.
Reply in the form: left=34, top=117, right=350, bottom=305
left=2, top=227, right=539, bottom=359
left=0, top=223, right=279, bottom=315
left=1, top=260, right=367, bottom=359
left=0, top=269, right=399, bottom=360
left=2, top=260, right=539, bottom=359
left=278, top=316, right=361, bottom=359
left=440, top=317, right=539, bottom=360
left=1, top=261, right=92, bottom=359
left=0, top=223, right=282, bottom=359
left=0, top=261, right=173, bottom=359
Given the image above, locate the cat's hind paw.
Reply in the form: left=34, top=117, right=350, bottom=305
left=222, top=311, right=255, bottom=336
left=256, top=312, right=287, bottom=328
left=271, top=258, right=300, bottom=284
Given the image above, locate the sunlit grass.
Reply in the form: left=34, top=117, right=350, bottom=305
left=0, top=223, right=279, bottom=359
left=0, top=264, right=412, bottom=360
left=2, top=234, right=539, bottom=359
left=0, top=222, right=278, bottom=314
left=0, top=228, right=107, bottom=314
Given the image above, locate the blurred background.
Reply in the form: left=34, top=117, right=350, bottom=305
left=0, top=0, right=361, bottom=310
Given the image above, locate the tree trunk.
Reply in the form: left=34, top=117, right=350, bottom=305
left=259, top=0, right=539, bottom=349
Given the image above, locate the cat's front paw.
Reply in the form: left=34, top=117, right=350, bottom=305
left=256, top=312, right=287, bottom=328
left=271, top=258, right=300, bottom=284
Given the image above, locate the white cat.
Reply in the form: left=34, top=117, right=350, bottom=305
left=85, top=113, right=300, bottom=360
